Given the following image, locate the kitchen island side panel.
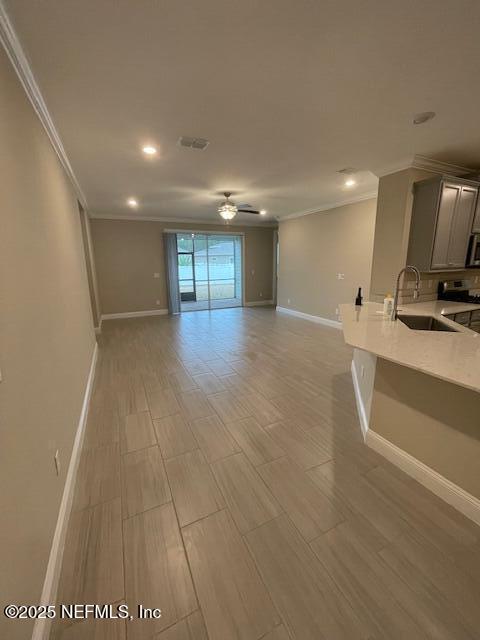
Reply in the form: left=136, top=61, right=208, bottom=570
left=369, top=358, right=480, bottom=499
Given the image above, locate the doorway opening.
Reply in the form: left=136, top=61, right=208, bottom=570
left=176, top=232, right=243, bottom=311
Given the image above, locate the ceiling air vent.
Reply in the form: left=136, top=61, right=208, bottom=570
left=178, top=136, right=209, bottom=150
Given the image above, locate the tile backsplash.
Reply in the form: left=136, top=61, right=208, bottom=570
left=400, top=269, right=480, bottom=304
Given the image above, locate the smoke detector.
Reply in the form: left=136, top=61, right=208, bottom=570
left=178, top=136, right=209, bottom=150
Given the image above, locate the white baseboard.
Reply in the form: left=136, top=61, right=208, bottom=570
left=101, top=309, right=168, bottom=320
left=366, top=430, right=480, bottom=527
left=351, top=360, right=369, bottom=439
left=32, top=343, right=98, bottom=640
left=276, top=305, right=342, bottom=329
left=245, top=300, right=274, bottom=307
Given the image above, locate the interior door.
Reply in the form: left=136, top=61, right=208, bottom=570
left=447, top=186, right=477, bottom=268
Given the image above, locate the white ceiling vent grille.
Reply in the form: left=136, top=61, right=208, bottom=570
left=178, top=136, right=209, bottom=150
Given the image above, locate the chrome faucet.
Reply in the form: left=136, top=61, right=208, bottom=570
left=391, top=265, right=421, bottom=320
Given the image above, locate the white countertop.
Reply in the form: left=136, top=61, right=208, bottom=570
left=340, top=301, right=480, bottom=393
left=406, top=300, right=480, bottom=316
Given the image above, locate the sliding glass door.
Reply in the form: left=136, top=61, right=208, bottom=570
left=177, top=233, right=243, bottom=311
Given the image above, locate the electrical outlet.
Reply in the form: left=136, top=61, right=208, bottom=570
left=259, top=292, right=263, bottom=297
left=287, top=298, right=291, bottom=304
left=156, top=300, right=160, bottom=306
left=335, top=307, right=339, bottom=315
left=337, top=273, right=345, bottom=280
left=54, top=450, right=60, bottom=476
left=153, top=272, right=160, bottom=279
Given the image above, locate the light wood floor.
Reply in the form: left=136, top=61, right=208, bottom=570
left=52, top=307, right=480, bottom=640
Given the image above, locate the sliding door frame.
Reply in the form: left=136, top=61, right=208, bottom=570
left=176, top=247, right=197, bottom=302
left=166, top=229, right=246, bottom=308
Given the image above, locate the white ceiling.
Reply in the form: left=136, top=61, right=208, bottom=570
left=4, top=0, right=480, bottom=223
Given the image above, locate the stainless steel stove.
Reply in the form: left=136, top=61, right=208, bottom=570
left=438, top=280, right=480, bottom=305
left=438, top=280, right=480, bottom=332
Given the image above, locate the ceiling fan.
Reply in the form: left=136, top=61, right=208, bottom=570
left=217, top=192, right=264, bottom=220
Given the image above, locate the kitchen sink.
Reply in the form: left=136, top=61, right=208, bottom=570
left=397, top=315, right=458, bottom=332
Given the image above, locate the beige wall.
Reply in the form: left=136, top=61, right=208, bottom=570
left=370, top=359, right=480, bottom=499
left=90, top=219, right=276, bottom=314
left=277, top=198, right=377, bottom=321
left=0, top=48, right=96, bottom=639
left=79, top=208, right=102, bottom=327
left=369, top=167, right=437, bottom=302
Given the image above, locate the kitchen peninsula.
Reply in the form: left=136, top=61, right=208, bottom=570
left=341, top=301, right=480, bottom=524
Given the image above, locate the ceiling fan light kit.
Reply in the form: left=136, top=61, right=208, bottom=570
left=218, top=200, right=237, bottom=220
left=217, top=192, right=262, bottom=220
left=218, top=192, right=237, bottom=220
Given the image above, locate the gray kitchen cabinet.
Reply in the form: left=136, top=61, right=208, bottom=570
left=452, top=311, right=471, bottom=326
left=473, top=194, right=480, bottom=233
left=430, top=182, right=460, bottom=270
left=447, top=185, right=477, bottom=267
left=407, top=176, right=479, bottom=271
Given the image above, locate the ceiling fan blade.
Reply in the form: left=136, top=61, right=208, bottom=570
left=237, top=208, right=260, bottom=214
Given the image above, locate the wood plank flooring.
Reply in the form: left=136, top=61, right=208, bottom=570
left=52, top=307, right=480, bottom=640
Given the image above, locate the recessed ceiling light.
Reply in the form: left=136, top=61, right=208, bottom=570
left=142, top=145, right=157, bottom=155
left=345, top=178, right=356, bottom=187
left=260, top=209, right=267, bottom=215
left=127, top=198, right=139, bottom=208
left=413, top=111, right=436, bottom=125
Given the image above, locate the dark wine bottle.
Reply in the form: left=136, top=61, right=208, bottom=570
left=355, top=287, right=363, bottom=306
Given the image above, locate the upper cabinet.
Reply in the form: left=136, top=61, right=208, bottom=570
left=407, top=176, right=478, bottom=271
left=473, top=193, right=480, bottom=233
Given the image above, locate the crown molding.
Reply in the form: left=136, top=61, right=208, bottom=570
left=0, top=1, right=87, bottom=208
left=88, top=212, right=278, bottom=228
left=279, top=191, right=378, bottom=221
left=411, top=154, right=475, bottom=176
left=374, top=154, right=475, bottom=178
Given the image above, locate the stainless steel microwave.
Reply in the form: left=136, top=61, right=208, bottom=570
left=467, top=234, right=480, bottom=267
